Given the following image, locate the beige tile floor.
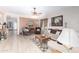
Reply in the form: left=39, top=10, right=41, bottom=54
left=0, top=31, right=79, bottom=53
left=1, top=37, right=44, bottom=53
left=0, top=31, right=54, bottom=53
left=0, top=31, right=42, bottom=53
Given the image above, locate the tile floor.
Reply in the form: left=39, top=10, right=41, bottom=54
left=0, top=31, right=53, bottom=53
left=0, top=31, right=78, bottom=53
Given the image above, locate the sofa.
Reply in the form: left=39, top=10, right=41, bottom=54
left=22, top=27, right=30, bottom=35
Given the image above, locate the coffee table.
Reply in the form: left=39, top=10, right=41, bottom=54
left=35, top=35, right=51, bottom=51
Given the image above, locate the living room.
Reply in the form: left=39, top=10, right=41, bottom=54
left=0, top=6, right=79, bottom=53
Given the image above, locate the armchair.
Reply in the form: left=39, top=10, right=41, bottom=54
left=35, top=27, right=41, bottom=34
left=22, top=27, right=30, bottom=35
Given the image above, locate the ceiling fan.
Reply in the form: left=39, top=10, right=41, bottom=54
left=32, top=7, right=42, bottom=15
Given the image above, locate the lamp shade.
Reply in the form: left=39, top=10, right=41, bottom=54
left=57, top=28, right=79, bottom=48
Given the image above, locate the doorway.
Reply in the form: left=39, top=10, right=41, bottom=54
left=6, top=16, right=17, bottom=35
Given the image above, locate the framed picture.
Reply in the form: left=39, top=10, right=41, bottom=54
left=51, top=15, right=63, bottom=26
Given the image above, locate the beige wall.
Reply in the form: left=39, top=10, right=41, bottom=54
left=46, top=7, right=79, bottom=47
left=19, top=17, right=40, bottom=32
left=0, top=11, right=5, bottom=24
left=20, top=17, right=28, bottom=28
left=46, top=7, right=79, bottom=32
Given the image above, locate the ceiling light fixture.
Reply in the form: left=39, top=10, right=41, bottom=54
left=31, top=7, right=42, bottom=19
left=32, top=7, right=42, bottom=15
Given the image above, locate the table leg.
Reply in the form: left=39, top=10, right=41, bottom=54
left=40, top=40, right=48, bottom=52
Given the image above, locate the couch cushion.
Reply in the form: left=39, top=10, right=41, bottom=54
left=48, top=40, right=69, bottom=53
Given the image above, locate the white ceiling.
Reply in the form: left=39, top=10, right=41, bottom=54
left=0, top=6, right=69, bottom=18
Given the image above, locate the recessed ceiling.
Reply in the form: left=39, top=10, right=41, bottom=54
left=0, top=6, right=70, bottom=17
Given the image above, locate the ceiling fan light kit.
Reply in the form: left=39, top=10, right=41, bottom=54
left=32, top=7, right=42, bottom=15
